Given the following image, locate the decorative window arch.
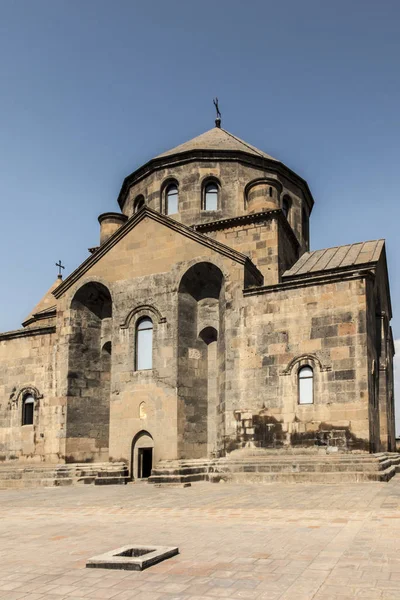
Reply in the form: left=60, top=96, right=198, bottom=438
left=165, top=183, right=179, bottom=215
left=133, top=195, right=145, bottom=213
left=203, top=179, right=219, bottom=211
left=22, top=394, right=34, bottom=425
left=298, top=366, right=314, bottom=405
left=136, top=316, right=153, bottom=370
left=120, top=304, right=166, bottom=329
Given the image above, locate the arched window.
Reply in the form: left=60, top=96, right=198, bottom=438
left=136, top=317, right=153, bottom=370
left=282, top=196, right=290, bottom=219
left=204, top=182, right=218, bottom=211
left=134, top=195, right=145, bottom=213
left=298, top=366, right=313, bottom=404
left=166, top=184, right=178, bottom=215
left=22, top=394, right=34, bottom=425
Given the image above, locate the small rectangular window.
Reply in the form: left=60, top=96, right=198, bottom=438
left=204, top=183, right=218, bottom=211
left=298, top=366, right=313, bottom=404
left=136, top=318, right=153, bottom=370
left=299, top=377, right=313, bottom=404
left=166, top=185, right=178, bottom=215
left=137, top=329, right=152, bottom=370
left=22, top=397, right=34, bottom=425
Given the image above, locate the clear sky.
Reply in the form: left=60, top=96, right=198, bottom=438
left=1, top=1, right=399, bottom=426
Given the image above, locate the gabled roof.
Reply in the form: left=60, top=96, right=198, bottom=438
left=283, top=240, right=385, bottom=279
left=22, top=278, right=61, bottom=327
left=156, top=127, right=278, bottom=161
left=53, top=207, right=263, bottom=299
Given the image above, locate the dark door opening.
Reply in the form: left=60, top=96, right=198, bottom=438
left=138, top=447, right=153, bottom=478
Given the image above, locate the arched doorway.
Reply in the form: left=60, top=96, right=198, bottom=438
left=131, top=431, right=154, bottom=480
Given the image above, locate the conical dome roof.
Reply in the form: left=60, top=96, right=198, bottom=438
left=156, top=126, right=278, bottom=161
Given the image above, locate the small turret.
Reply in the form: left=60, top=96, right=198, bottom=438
left=98, top=212, right=128, bottom=245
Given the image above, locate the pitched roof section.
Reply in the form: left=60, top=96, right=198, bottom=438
left=22, top=278, right=61, bottom=327
left=156, top=127, right=278, bottom=161
left=283, top=240, right=385, bottom=279
left=53, top=207, right=263, bottom=299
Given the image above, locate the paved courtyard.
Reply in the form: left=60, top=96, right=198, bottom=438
left=1, top=478, right=400, bottom=600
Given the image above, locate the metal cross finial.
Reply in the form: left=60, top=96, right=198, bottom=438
left=213, top=97, right=221, bottom=128
left=55, top=260, right=65, bottom=279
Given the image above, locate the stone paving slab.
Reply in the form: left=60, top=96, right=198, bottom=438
left=1, top=479, right=400, bottom=599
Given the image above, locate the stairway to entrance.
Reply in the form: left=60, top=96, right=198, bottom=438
left=149, top=452, right=400, bottom=484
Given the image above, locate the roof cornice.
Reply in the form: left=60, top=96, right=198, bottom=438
left=53, top=207, right=263, bottom=299
left=22, top=307, right=57, bottom=328
left=243, top=266, right=376, bottom=296
left=117, top=150, right=314, bottom=213
left=0, top=325, right=56, bottom=341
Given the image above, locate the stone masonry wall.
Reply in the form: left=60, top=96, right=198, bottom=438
left=0, top=331, right=63, bottom=462
left=54, top=215, right=247, bottom=467
left=203, top=214, right=300, bottom=285
left=222, top=276, right=372, bottom=452
left=122, top=160, right=309, bottom=251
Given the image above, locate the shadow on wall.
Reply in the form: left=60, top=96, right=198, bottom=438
left=177, top=262, right=225, bottom=459
left=225, top=410, right=369, bottom=452
left=66, top=281, right=112, bottom=463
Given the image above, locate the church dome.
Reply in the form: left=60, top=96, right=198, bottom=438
left=116, top=124, right=314, bottom=253
left=117, top=125, right=284, bottom=213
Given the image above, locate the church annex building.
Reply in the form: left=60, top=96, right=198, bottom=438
left=0, top=122, right=396, bottom=479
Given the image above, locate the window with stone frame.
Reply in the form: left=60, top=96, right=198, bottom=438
left=203, top=181, right=219, bottom=211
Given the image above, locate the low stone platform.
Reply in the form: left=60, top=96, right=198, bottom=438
left=149, top=451, right=400, bottom=484
left=0, top=462, right=129, bottom=489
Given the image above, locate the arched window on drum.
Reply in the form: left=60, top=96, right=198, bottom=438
left=165, top=184, right=179, bottom=215
left=204, top=181, right=219, bottom=211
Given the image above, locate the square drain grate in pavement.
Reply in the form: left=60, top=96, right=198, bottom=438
left=86, top=545, right=179, bottom=571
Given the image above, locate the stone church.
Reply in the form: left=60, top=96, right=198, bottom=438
left=0, top=119, right=396, bottom=480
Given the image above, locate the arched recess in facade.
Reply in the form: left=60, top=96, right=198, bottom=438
left=177, top=262, right=225, bottom=460
left=66, top=282, right=112, bottom=463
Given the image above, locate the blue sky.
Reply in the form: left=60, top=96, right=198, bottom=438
left=0, top=1, right=399, bottom=425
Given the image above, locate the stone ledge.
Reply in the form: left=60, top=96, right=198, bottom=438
left=0, top=325, right=56, bottom=341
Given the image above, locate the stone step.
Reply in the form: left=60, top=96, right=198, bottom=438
left=209, top=467, right=397, bottom=484
left=0, top=462, right=129, bottom=489
left=155, top=453, right=396, bottom=466
left=149, top=453, right=400, bottom=485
